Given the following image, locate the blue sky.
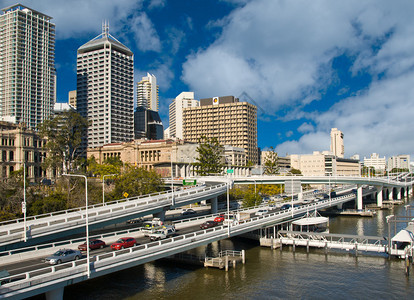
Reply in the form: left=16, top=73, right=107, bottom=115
left=2, top=0, right=414, bottom=160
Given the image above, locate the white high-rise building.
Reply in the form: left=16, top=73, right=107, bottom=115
left=330, top=128, right=344, bottom=158
left=387, top=155, right=410, bottom=172
left=137, top=73, right=159, bottom=111
left=0, top=4, right=56, bottom=129
left=169, top=92, right=199, bottom=139
left=363, top=153, right=386, bottom=172
left=77, top=23, right=134, bottom=149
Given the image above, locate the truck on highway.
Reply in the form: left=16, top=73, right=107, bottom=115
left=148, top=225, right=176, bottom=241
left=223, top=212, right=251, bottom=225
left=140, top=218, right=165, bottom=236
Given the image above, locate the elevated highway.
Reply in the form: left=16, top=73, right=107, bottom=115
left=0, top=193, right=356, bottom=299
left=0, top=183, right=227, bottom=251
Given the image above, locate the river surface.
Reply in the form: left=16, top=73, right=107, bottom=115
left=61, top=198, right=414, bottom=300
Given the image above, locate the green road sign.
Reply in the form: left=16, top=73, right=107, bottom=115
left=227, top=169, right=234, bottom=174
left=183, top=179, right=197, bottom=186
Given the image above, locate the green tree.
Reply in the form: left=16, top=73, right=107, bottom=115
left=263, top=147, right=279, bottom=175
left=29, top=191, right=67, bottom=215
left=88, top=156, right=122, bottom=178
left=110, top=166, right=163, bottom=199
left=290, top=168, right=302, bottom=175
left=241, top=190, right=262, bottom=208
left=37, top=110, right=88, bottom=176
left=194, top=136, right=224, bottom=176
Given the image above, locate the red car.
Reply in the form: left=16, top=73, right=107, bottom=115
left=200, top=220, right=218, bottom=229
left=110, top=237, right=137, bottom=250
left=78, top=239, right=106, bottom=251
left=214, top=215, right=225, bottom=223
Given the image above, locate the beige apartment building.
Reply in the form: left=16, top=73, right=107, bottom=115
left=0, top=121, right=48, bottom=180
left=290, top=151, right=360, bottom=176
left=183, top=96, right=258, bottom=165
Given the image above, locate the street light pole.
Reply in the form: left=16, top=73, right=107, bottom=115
left=23, top=162, right=27, bottom=242
left=227, top=179, right=230, bottom=237
left=102, top=174, right=118, bottom=204
left=63, top=173, right=90, bottom=278
left=170, top=150, right=175, bottom=206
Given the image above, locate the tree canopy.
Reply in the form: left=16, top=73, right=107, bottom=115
left=37, top=110, right=88, bottom=176
left=194, top=136, right=224, bottom=175
left=263, top=147, right=279, bottom=175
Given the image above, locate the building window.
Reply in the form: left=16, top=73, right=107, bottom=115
left=9, top=151, right=14, bottom=162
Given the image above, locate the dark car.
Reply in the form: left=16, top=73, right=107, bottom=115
left=200, top=220, right=218, bottom=229
left=78, top=239, right=106, bottom=251
left=110, top=237, right=137, bottom=251
left=44, top=249, right=82, bottom=265
left=280, top=204, right=291, bottom=210
left=181, top=208, right=196, bottom=215
left=214, top=215, right=225, bottom=223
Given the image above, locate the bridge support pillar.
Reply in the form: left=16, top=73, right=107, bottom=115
left=388, top=188, right=393, bottom=200
left=211, top=197, right=218, bottom=214
left=376, top=186, right=383, bottom=207
left=154, top=211, right=166, bottom=222
left=357, top=185, right=363, bottom=210
left=397, top=188, right=402, bottom=200
left=337, top=203, right=343, bottom=210
left=46, top=287, right=64, bottom=300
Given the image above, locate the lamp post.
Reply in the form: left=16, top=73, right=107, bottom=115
left=63, top=173, right=90, bottom=278
left=102, top=174, right=117, bottom=204
left=22, top=162, right=27, bottom=242
left=227, top=179, right=230, bottom=237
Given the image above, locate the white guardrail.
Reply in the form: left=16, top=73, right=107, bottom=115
left=0, top=193, right=355, bottom=298
left=0, top=183, right=228, bottom=245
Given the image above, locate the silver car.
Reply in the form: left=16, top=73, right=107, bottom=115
left=44, top=249, right=82, bottom=265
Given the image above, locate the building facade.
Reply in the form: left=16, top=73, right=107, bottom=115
left=183, top=96, right=258, bottom=164
left=363, top=153, right=386, bottom=172
left=290, top=151, right=360, bottom=176
left=68, top=90, right=77, bottom=109
left=0, top=121, right=47, bottom=180
left=388, top=155, right=410, bottom=171
left=77, top=24, right=134, bottom=149
left=137, top=73, right=159, bottom=111
left=330, top=128, right=344, bottom=158
left=134, top=107, right=164, bottom=140
left=168, top=92, right=199, bottom=139
left=0, top=4, right=56, bottom=129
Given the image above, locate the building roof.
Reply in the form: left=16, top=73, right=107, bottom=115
left=78, top=34, right=133, bottom=56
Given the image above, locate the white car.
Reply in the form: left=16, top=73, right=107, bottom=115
left=255, top=209, right=269, bottom=216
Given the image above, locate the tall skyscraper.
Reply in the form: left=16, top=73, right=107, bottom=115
left=77, top=23, right=134, bottom=149
left=0, top=4, right=56, bottom=129
left=137, top=73, right=159, bottom=111
left=330, top=128, right=344, bottom=158
left=183, top=96, right=258, bottom=164
left=169, top=92, right=199, bottom=139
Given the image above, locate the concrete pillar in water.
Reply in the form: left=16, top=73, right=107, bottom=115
left=376, top=186, right=383, bottom=207
left=337, top=203, right=343, bottom=210
left=46, top=287, right=64, bottom=300
left=357, top=185, right=363, bottom=210
left=389, top=188, right=393, bottom=200
left=211, top=197, right=218, bottom=214
left=397, top=188, right=402, bottom=200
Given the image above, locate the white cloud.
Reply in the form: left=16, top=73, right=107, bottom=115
left=129, top=12, right=162, bottom=52
left=5, top=0, right=144, bottom=39
left=277, top=71, right=414, bottom=158
left=183, top=0, right=414, bottom=158
left=298, top=122, right=314, bottom=134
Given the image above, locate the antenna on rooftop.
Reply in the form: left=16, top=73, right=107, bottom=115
left=102, top=20, right=109, bottom=37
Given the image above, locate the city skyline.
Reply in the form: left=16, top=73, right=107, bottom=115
left=1, top=0, right=413, bottom=159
